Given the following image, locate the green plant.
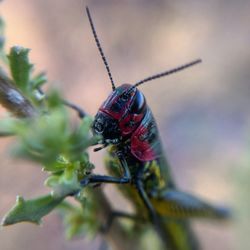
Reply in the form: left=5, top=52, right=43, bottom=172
left=0, top=17, right=142, bottom=250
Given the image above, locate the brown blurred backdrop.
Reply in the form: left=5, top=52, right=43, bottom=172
left=1, top=0, right=250, bottom=249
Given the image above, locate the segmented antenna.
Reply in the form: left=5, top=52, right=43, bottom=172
left=86, top=7, right=116, bottom=91
left=132, top=59, right=202, bottom=89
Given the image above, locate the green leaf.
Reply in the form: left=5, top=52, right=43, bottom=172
left=8, top=46, right=33, bottom=93
left=46, top=161, right=81, bottom=198
left=31, top=72, right=47, bottom=89
left=0, top=116, right=20, bottom=136
left=68, top=116, right=99, bottom=161
left=0, top=17, right=5, bottom=52
left=46, top=89, right=64, bottom=109
left=2, top=194, right=64, bottom=226
left=12, top=110, right=96, bottom=167
left=57, top=194, right=100, bottom=239
left=57, top=201, right=87, bottom=239
left=42, top=155, right=71, bottom=173
left=0, top=17, right=7, bottom=64
left=12, top=109, right=71, bottom=165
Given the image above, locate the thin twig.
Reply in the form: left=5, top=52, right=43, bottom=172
left=0, top=72, right=36, bottom=117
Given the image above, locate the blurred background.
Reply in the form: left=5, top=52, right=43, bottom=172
left=0, top=0, right=250, bottom=249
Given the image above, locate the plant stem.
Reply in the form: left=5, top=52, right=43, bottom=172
left=0, top=73, right=36, bottom=117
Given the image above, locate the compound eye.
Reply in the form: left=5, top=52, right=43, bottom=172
left=130, top=90, right=146, bottom=114
left=94, top=118, right=104, bottom=133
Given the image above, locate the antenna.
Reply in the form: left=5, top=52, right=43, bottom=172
left=86, top=7, right=116, bottom=90
left=132, top=59, right=202, bottom=89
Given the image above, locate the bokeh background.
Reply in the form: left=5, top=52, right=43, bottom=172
left=1, top=0, right=250, bottom=249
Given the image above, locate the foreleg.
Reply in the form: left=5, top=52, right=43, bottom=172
left=81, top=151, right=131, bottom=186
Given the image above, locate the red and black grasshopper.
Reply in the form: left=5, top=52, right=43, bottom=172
left=73, top=7, right=230, bottom=250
